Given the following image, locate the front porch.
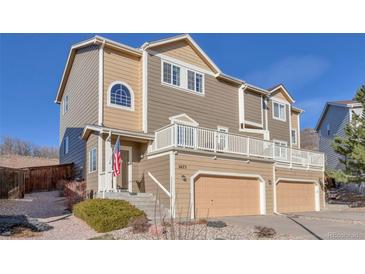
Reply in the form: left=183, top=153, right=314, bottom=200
left=82, top=125, right=154, bottom=194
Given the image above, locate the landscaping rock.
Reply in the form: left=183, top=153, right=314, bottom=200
left=0, top=215, right=52, bottom=235
left=148, top=224, right=166, bottom=236
left=207, top=220, right=227, bottom=228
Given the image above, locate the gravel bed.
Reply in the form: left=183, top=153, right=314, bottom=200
left=1, top=215, right=101, bottom=240
left=0, top=191, right=100, bottom=240
left=108, top=224, right=299, bottom=240
left=0, top=191, right=69, bottom=219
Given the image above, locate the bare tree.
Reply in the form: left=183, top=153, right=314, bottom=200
left=0, top=136, right=58, bottom=158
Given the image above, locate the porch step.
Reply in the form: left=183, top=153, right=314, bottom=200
left=96, top=192, right=170, bottom=224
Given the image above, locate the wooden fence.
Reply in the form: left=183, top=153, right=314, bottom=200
left=0, top=167, right=26, bottom=199
left=0, top=163, right=74, bottom=199
left=24, top=163, right=74, bottom=193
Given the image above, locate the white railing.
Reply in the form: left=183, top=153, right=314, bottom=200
left=150, top=124, right=324, bottom=170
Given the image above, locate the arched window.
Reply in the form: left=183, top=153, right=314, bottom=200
left=108, top=81, right=134, bottom=111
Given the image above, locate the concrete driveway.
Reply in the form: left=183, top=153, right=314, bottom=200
left=219, top=209, right=365, bottom=240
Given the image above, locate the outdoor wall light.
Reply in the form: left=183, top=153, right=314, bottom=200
left=181, top=175, right=187, bottom=182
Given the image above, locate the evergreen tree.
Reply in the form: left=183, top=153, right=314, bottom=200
left=330, top=84, right=365, bottom=184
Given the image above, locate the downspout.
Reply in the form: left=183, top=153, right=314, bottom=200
left=97, top=39, right=105, bottom=196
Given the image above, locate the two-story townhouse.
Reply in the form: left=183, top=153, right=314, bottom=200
left=315, top=100, right=363, bottom=171
left=55, top=34, right=325, bottom=219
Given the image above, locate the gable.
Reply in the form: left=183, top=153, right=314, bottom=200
left=148, top=40, right=215, bottom=73
left=270, top=88, right=292, bottom=104
left=169, top=113, right=199, bottom=126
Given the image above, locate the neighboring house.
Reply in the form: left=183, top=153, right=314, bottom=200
left=315, top=100, right=363, bottom=171
left=55, top=34, right=325, bottom=218
left=301, top=128, right=319, bottom=151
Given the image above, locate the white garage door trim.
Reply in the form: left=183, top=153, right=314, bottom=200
left=190, top=171, right=266, bottom=219
left=274, top=178, right=320, bottom=212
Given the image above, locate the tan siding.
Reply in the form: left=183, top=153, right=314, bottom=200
left=275, top=167, right=325, bottom=209
left=103, top=47, right=142, bottom=131
left=85, top=133, right=99, bottom=193
left=174, top=153, right=274, bottom=218
left=150, top=40, right=213, bottom=72
left=239, top=131, right=266, bottom=139
left=271, top=90, right=290, bottom=103
left=147, top=54, right=240, bottom=133
left=268, top=99, right=290, bottom=144
left=139, top=154, right=171, bottom=210
left=244, top=91, right=263, bottom=126
left=59, top=45, right=99, bottom=177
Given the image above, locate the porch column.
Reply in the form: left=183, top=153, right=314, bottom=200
left=105, top=135, right=115, bottom=192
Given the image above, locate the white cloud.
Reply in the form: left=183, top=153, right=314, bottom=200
left=243, top=55, right=329, bottom=89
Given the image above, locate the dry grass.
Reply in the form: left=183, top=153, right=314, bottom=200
left=0, top=154, right=58, bottom=169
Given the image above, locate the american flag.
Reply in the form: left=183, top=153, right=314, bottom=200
left=113, top=136, right=121, bottom=177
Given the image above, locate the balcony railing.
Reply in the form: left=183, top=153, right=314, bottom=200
left=150, top=124, right=324, bottom=170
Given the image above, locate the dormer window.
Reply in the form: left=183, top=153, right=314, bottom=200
left=107, top=81, right=135, bottom=111
left=163, top=62, right=181, bottom=87
left=187, top=70, right=203, bottom=93
left=272, top=101, right=286, bottom=121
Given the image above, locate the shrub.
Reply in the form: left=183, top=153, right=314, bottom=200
left=73, top=199, right=145, bottom=233
left=254, top=226, right=276, bottom=238
left=63, top=181, right=86, bottom=210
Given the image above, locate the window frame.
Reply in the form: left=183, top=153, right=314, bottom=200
left=326, top=124, right=331, bottom=136
left=272, top=100, right=287, bottom=122
left=187, top=69, right=204, bottom=93
left=161, top=59, right=205, bottom=96
left=64, top=136, right=69, bottom=155
left=63, top=95, right=69, bottom=114
left=291, top=129, right=297, bottom=145
left=162, top=61, right=182, bottom=87
left=107, top=81, right=135, bottom=111
left=273, top=139, right=288, bottom=160
left=217, top=126, right=229, bottom=151
left=89, top=147, right=97, bottom=173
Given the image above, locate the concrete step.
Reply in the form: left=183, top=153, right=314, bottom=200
left=96, top=191, right=170, bottom=223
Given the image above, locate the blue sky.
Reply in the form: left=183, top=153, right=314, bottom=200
left=1, top=33, right=364, bottom=147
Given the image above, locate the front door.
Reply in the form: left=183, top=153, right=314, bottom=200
left=117, top=150, right=130, bottom=190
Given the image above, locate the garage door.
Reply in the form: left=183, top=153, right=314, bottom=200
left=195, top=175, right=260, bottom=218
left=276, top=181, right=315, bottom=213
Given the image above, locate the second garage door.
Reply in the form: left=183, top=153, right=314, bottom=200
left=195, top=175, right=260, bottom=218
left=276, top=181, right=316, bottom=213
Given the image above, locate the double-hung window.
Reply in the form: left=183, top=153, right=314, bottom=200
left=89, top=148, right=97, bottom=173
left=291, top=129, right=297, bottom=145
left=187, top=70, right=203, bottom=93
left=272, top=101, right=286, bottom=121
left=326, top=124, right=331, bottom=136
left=64, top=136, right=69, bottom=155
left=163, top=62, right=181, bottom=87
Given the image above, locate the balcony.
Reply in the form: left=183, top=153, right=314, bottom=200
left=150, top=124, right=324, bottom=171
